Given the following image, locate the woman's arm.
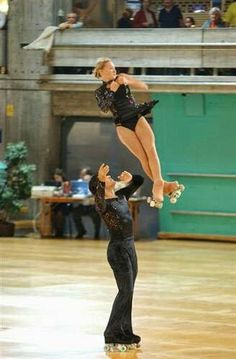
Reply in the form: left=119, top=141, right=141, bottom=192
left=117, top=73, right=148, bottom=91
left=95, top=86, right=115, bottom=113
left=115, top=173, right=144, bottom=200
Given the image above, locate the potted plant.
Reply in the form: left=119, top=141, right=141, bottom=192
left=0, top=142, right=36, bottom=237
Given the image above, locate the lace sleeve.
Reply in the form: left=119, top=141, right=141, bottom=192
left=94, top=180, right=107, bottom=214
left=95, top=85, right=115, bottom=113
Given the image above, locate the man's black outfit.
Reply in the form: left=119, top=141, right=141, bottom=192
left=90, top=174, right=144, bottom=344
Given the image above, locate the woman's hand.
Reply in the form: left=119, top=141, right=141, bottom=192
left=118, top=171, right=132, bottom=183
left=98, top=163, right=109, bottom=182
left=110, top=80, right=120, bottom=92
left=116, top=75, right=127, bottom=86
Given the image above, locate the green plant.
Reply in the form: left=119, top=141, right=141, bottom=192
left=0, top=142, right=36, bottom=223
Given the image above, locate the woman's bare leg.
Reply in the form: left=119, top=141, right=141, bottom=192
left=116, top=126, right=153, bottom=181
left=135, top=117, right=164, bottom=202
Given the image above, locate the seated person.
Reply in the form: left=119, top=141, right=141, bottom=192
left=202, top=7, right=225, bottom=28
left=58, top=12, right=83, bottom=30
left=184, top=16, right=195, bottom=28
left=71, top=167, right=101, bottom=239
left=48, top=168, right=70, bottom=238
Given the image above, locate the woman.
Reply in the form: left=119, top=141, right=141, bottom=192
left=93, top=58, right=184, bottom=207
left=133, top=0, right=158, bottom=28
left=202, top=7, right=225, bottom=29
left=89, top=163, right=143, bottom=352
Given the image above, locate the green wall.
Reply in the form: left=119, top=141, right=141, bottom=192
left=152, top=93, right=236, bottom=238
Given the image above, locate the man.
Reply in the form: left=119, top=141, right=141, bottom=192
left=72, top=167, right=101, bottom=239
left=59, top=12, right=83, bottom=30
left=158, top=0, right=184, bottom=28
left=89, top=164, right=144, bottom=352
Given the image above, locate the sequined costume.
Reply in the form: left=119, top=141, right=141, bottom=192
left=95, top=82, right=158, bottom=131
left=91, top=174, right=144, bottom=344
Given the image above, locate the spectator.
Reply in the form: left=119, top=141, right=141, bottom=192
left=223, top=1, right=236, bottom=27
left=71, top=167, right=101, bottom=239
left=133, top=0, right=157, bottom=74
left=0, top=11, right=7, bottom=29
left=184, top=16, right=195, bottom=28
left=117, top=8, right=133, bottom=28
left=72, top=0, right=98, bottom=26
left=133, top=0, right=158, bottom=28
left=58, top=12, right=83, bottom=30
left=50, top=168, right=70, bottom=238
left=158, top=0, right=184, bottom=28
left=202, top=7, right=225, bottom=28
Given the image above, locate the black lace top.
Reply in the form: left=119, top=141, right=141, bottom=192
left=94, top=175, right=144, bottom=241
left=95, top=83, right=158, bottom=123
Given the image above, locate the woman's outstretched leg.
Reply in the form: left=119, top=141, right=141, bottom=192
left=135, top=117, right=164, bottom=203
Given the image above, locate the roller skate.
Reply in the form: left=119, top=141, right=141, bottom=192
left=147, top=196, right=163, bottom=208
left=147, top=180, right=164, bottom=209
left=104, top=343, right=132, bottom=352
left=164, top=181, right=185, bottom=204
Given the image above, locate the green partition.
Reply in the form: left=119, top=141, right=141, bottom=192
left=152, top=93, right=236, bottom=238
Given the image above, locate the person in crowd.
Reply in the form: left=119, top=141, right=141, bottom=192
left=117, top=8, right=133, bottom=28
left=223, top=1, right=236, bottom=27
left=72, top=0, right=98, bottom=26
left=117, top=8, right=134, bottom=73
left=202, top=7, right=225, bottom=28
left=0, top=11, right=7, bottom=29
left=89, top=163, right=143, bottom=351
left=93, top=58, right=184, bottom=208
left=133, top=0, right=158, bottom=28
left=58, top=12, right=83, bottom=30
left=158, top=0, right=184, bottom=28
left=72, top=167, right=101, bottom=239
left=50, top=168, right=70, bottom=238
left=184, top=16, right=195, bottom=28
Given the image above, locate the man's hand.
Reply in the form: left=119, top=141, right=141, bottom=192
left=118, top=171, right=132, bottom=183
left=98, top=163, right=109, bottom=182
left=59, top=22, right=71, bottom=30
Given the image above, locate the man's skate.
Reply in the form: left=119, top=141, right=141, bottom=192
left=104, top=343, right=135, bottom=352
left=166, top=184, right=185, bottom=204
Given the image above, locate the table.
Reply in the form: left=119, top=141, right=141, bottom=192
left=37, top=196, right=146, bottom=239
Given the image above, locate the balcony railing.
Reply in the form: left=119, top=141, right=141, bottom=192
left=40, top=28, right=236, bottom=93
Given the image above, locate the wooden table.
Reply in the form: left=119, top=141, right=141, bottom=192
left=37, top=196, right=146, bottom=239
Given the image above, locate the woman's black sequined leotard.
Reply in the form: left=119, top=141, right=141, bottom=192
left=94, top=175, right=144, bottom=344
left=95, top=83, right=158, bottom=131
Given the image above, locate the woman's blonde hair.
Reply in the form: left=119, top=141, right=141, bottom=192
left=93, top=57, right=112, bottom=78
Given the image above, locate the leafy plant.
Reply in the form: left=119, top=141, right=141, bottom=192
left=0, top=142, right=36, bottom=222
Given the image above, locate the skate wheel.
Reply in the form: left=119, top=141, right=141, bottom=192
left=150, top=200, right=156, bottom=207
left=147, top=197, right=151, bottom=204
left=170, top=197, right=177, bottom=204
left=179, top=184, right=185, bottom=192
left=155, top=201, right=163, bottom=209
left=117, top=344, right=128, bottom=352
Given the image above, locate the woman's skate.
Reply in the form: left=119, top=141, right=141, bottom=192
left=147, top=196, right=163, bottom=208
left=147, top=181, right=164, bottom=208
left=164, top=182, right=185, bottom=204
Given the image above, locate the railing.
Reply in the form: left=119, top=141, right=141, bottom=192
left=40, top=28, right=236, bottom=93
left=47, top=28, right=236, bottom=71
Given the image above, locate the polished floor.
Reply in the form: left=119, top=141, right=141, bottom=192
left=0, top=237, right=236, bottom=359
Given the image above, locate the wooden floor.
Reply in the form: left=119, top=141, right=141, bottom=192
left=0, top=237, right=236, bottom=359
